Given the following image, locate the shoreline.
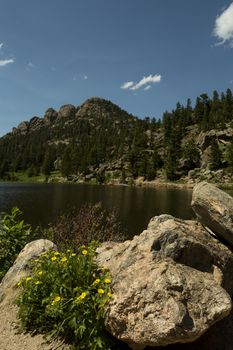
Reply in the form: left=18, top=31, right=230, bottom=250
left=1, top=177, right=233, bottom=191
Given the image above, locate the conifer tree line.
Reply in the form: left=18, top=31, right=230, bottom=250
left=0, top=88, right=233, bottom=181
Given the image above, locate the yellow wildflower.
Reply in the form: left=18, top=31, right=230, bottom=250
left=26, top=277, right=32, bottom=282
left=80, top=292, right=87, bottom=299
left=51, top=256, right=57, bottom=261
left=97, top=289, right=105, bottom=294
left=51, top=296, right=61, bottom=305
left=54, top=251, right=60, bottom=256
left=66, top=249, right=71, bottom=253
left=35, top=281, right=42, bottom=285
left=82, top=250, right=88, bottom=255
left=61, top=256, right=68, bottom=263
left=17, top=281, right=21, bottom=287
left=37, top=271, right=43, bottom=276
left=93, top=278, right=100, bottom=284
left=71, top=253, right=76, bottom=257
left=104, top=278, right=111, bottom=284
left=34, top=259, right=40, bottom=262
left=75, top=292, right=87, bottom=303
left=107, top=293, right=113, bottom=298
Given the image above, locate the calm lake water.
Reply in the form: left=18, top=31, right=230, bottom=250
left=0, top=183, right=231, bottom=238
left=0, top=182, right=192, bottom=237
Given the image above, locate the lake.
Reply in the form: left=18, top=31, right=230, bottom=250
left=0, top=182, right=231, bottom=239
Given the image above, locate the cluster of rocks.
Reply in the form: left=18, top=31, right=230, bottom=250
left=187, top=168, right=233, bottom=184
left=10, top=97, right=134, bottom=136
left=97, top=182, right=233, bottom=349
left=1, top=182, right=233, bottom=350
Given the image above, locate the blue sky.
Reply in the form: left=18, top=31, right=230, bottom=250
left=0, top=0, right=233, bottom=135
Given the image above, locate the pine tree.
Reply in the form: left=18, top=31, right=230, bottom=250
left=41, top=148, right=54, bottom=175
left=209, top=139, right=222, bottom=170
left=61, top=149, right=72, bottom=177
left=226, top=140, right=233, bottom=169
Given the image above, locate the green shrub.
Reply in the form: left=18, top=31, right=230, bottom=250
left=0, top=207, right=32, bottom=281
left=17, top=242, right=115, bottom=349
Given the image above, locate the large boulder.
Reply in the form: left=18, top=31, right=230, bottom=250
left=191, top=182, right=233, bottom=247
left=97, top=215, right=233, bottom=349
left=0, top=239, right=56, bottom=305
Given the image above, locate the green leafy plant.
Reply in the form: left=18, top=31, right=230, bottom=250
left=0, top=207, right=32, bottom=281
left=17, top=242, right=115, bottom=349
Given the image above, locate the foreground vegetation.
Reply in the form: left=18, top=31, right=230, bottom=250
left=0, top=207, right=33, bottom=281
left=17, top=244, right=115, bottom=349
left=0, top=206, right=126, bottom=349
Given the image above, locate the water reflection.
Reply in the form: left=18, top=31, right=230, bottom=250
left=0, top=182, right=199, bottom=238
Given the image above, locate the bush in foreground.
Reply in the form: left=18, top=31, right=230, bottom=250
left=0, top=207, right=32, bottom=281
left=46, top=203, right=126, bottom=249
left=17, top=242, right=116, bottom=349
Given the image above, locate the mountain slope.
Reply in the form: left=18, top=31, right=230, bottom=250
left=1, top=90, right=233, bottom=185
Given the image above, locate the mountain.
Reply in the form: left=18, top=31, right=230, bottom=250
left=0, top=91, right=233, bottom=185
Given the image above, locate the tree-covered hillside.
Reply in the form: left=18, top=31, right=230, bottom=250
left=0, top=90, right=233, bottom=183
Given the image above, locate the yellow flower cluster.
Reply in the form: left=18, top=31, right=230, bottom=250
left=51, top=295, right=61, bottom=305
left=93, top=278, right=100, bottom=285
left=75, top=292, right=87, bottom=303
left=97, top=289, right=105, bottom=294
left=61, top=256, right=68, bottom=263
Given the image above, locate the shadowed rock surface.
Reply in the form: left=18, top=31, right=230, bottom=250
left=97, top=214, right=233, bottom=349
left=191, top=181, right=233, bottom=246
left=0, top=239, right=56, bottom=305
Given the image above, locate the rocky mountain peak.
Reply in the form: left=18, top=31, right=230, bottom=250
left=75, top=97, right=131, bottom=120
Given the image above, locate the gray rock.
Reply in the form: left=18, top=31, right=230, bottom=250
left=44, top=108, right=58, bottom=124
left=197, top=129, right=233, bottom=151
left=191, top=182, right=233, bottom=247
left=0, top=239, right=56, bottom=305
left=29, top=116, right=44, bottom=131
left=97, top=216, right=233, bottom=349
left=16, top=121, right=29, bottom=134
left=58, top=104, right=76, bottom=119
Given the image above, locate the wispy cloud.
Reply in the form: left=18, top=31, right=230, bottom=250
left=73, top=74, right=88, bottom=81
left=121, top=74, right=161, bottom=91
left=214, top=3, right=233, bottom=47
left=26, top=61, right=36, bottom=71
left=0, top=43, right=3, bottom=50
left=0, top=58, right=14, bottom=67
left=121, top=81, right=134, bottom=89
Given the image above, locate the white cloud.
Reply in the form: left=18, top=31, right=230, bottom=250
left=0, top=43, right=3, bottom=50
left=0, top=58, right=14, bottom=67
left=84, top=75, right=88, bottom=80
left=131, top=74, right=161, bottom=90
left=121, top=81, right=134, bottom=89
left=28, top=61, right=35, bottom=68
left=26, top=61, right=35, bottom=71
left=121, top=74, right=161, bottom=91
left=214, top=3, right=233, bottom=46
